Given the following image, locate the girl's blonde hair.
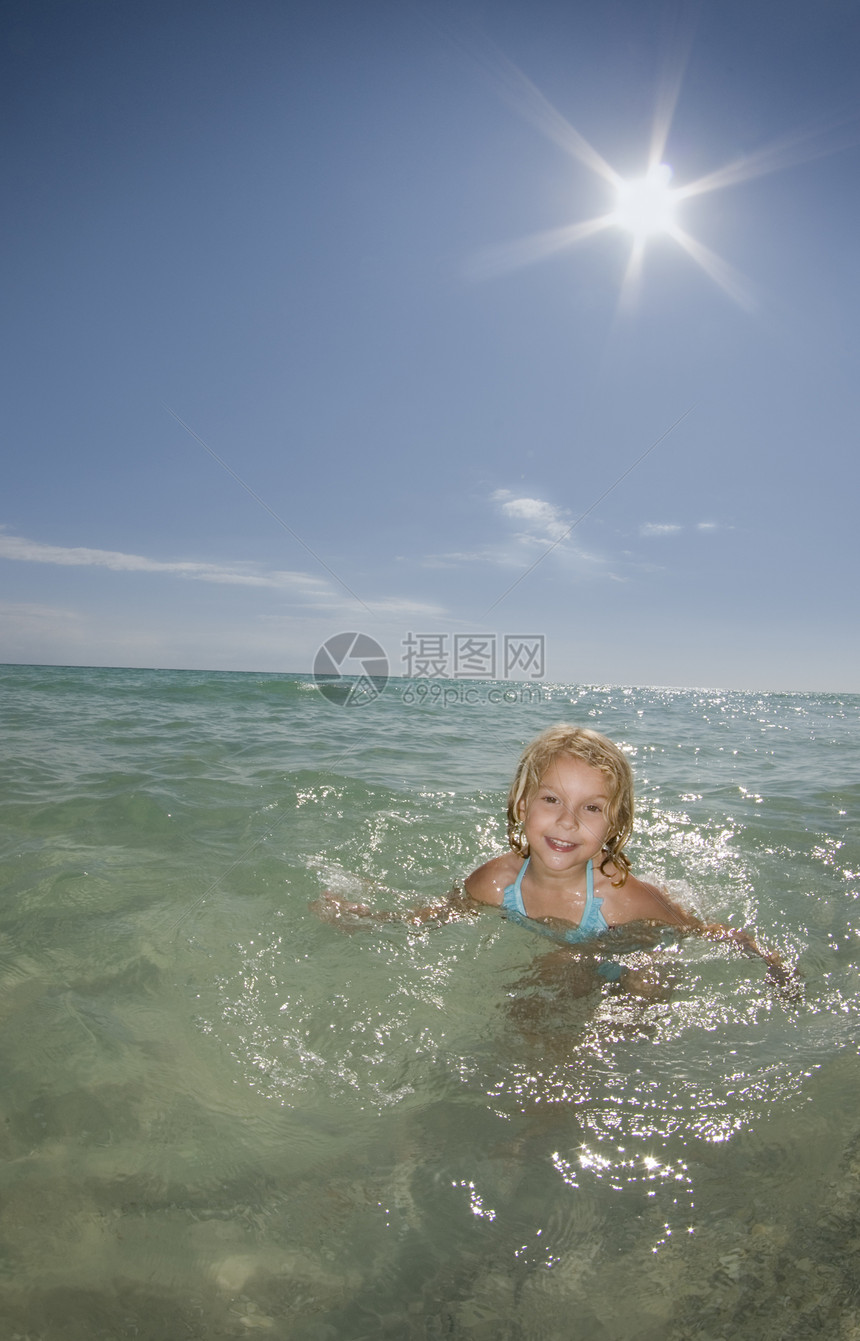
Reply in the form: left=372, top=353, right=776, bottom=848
left=506, top=725, right=634, bottom=885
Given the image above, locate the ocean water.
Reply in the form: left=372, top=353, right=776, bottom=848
left=1, top=663, right=858, bottom=1340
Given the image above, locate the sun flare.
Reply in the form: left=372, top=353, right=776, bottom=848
left=469, top=41, right=844, bottom=310
left=613, top=163, right=677, bottom=239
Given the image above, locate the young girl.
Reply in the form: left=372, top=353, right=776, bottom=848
left=314, top=724, right=790, bottom=992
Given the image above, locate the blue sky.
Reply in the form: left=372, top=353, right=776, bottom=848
left=2, top=0, right=859, bottom=691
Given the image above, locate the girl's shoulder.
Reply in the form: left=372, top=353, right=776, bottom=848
left=599, top=864, right=698, bottom=928
left=465, top=851, right=522, bottom=906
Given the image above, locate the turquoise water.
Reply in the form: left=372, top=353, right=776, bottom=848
left=1, top=664, right=859, bottom=1339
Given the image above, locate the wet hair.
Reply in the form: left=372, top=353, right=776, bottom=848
left=506, top=724, right=634, bottom=885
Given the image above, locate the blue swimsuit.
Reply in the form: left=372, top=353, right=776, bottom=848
left=502, top=858, right=608, bottom=941
left=502, top=857, right=624, bottom=980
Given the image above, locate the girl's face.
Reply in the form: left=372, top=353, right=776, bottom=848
left=518, top=755, right=613, bottom=872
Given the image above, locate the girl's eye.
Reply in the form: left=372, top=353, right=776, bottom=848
left=585, top=804, right=603, bottom=813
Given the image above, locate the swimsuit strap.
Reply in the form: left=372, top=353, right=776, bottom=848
left=503, top=857, right=595, bottom=919
left=502, top=857, right=530, bottom=915
left=578, top=860, right=607, bottom=938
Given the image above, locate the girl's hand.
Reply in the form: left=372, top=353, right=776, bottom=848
left=763, top=956, right=804, bottom=1001
left=309, top=892, right=377, bottom=925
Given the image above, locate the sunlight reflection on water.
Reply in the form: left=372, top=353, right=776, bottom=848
left=1, top=668, right=859, bottom=1337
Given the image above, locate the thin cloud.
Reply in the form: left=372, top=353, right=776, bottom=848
left=0, top=600, right=79, bottom=620
left=0, top=529, right=334, bottom=596
left=354, top=596, right=449, bottom=618
left=0, top=600, right=88, bottom=661
left=0, top=528, right=450, bottom=624
left=417, top=548, right=502, bottom=569
left=418, top=542, right=558, bottom=573
left=492, top=489, right=571, bottom=543
left=640, top=522, right=683, bottom=536
left=640, top=521, right=726, bottom=537
left=492, top=491, right=608, bottom=572
left=417, top=490, right=606, bottom=572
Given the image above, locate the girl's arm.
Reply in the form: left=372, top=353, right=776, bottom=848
left=646, top=899, right=801, bottom=994
left=605, top=877, right=801, bottom=995
left=310, top=887, right=480, bottom=928
left=613, top=922, right=800, bottom=1000
left=311, top=853, right=515, bottom=928
left=695, top=920, right=800, bottom=991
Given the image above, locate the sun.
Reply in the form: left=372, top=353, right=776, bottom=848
left=468, top=42, right=841, bottom=310
left=612, top=163, right=677, bottom=240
